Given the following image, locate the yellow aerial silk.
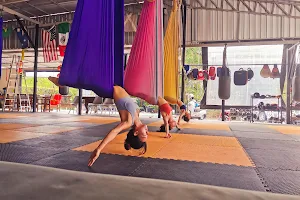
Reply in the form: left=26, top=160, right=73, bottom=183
left=21, top=49, right=25, bottom=61
left=163, top=0, right=181, bottom=105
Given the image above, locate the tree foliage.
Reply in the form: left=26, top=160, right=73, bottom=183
left=180, top=47, right=205, bottom=102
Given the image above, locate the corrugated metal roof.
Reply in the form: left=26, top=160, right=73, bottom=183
left=185, top=0, right=300, bottom=46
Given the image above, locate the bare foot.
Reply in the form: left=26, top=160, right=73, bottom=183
left=48, top=77, right=61, bottom=87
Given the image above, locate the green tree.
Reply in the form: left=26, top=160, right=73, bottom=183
left=179, top=47, right=204, bottom=102
left=22, top=77, right=78, bottom=102
left=185, top=47, right=202, bottom=65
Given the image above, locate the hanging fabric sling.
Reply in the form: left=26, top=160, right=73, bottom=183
left=163, top=0, right=181, bottom=105
left=124, top=0, right=163, bottom=105
left=59, top=0, right=124, bottom=98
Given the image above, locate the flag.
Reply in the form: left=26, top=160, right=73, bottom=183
left=2, top=27, right=12, bottom=38
left=42, top=25, right=58, bottom=63
left=15, top=28, right=29, bottom=49
left=58, top=22, right=70, bottom=56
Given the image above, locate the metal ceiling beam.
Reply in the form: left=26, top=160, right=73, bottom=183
left=10, top=4, right=36, bottom=16
left=49, top=0, right=70, bottom=12
left=25, top=2, right=49, bottom=15
left=0, top=4, right=41, bottom=24
left=2, top=0, right=29, bottom=5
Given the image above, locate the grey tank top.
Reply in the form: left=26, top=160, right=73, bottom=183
left=115, top=97, right=138, bottom=125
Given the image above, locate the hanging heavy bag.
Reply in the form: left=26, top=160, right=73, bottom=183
left=234, top=68, right=248, bottom=86
left=218, top=67, right=231, bottom=100
left=197, top=70, right=205, bottom=80
left=271, top=64, right=280, bottom=79
left=192, top=68, right=199, bottom=80
left=59, top=86, right=69, bottom=95
left=248, top=68, right=254, bottom=80
left=217, top=67, right=222, bottom=77
left=292, top=64, right=300, bottom=102
left=260, top=64, right=271, bottom=78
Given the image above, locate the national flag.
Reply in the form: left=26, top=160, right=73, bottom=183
left=58, top=22, right=70, bottom=56
left=2, top=27, right=12, bottom=38
left=15, top=28, right=29, bottom=49
left=42, top=25, right=58, bottom=63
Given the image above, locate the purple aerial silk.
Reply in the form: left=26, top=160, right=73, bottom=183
left=59, top=0, right=124, bottom=98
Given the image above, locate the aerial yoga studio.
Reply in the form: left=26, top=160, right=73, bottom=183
left=1, top=0, right=300, bottom=199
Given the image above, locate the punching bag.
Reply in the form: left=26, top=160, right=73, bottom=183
left=218, top=67, right=231, bottom=100
left=293, top=64, right=300, bottom=102
left=218, top=45, right=231, bottom=100
left=59, top=86, right=69, bottom=95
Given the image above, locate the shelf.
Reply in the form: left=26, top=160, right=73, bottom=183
left=252, top=109, right=283, bottom=112
left=251, top=96, right=281, bottom=99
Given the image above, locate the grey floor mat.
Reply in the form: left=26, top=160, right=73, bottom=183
left=233, top=131, right=295, bottom=140
left=178, top=129, right=234, bottom=136
left=32, top=151, right=148, bottom=176
left=147, top=126, right=234, bottom=137
left=0, top=144, right=63, bottom=164
left=10, top=134, right=100, bottom=151
left=238, top=138, right=300, bottom=151
left=130, top=158, right=266, bottom=192
left=61, top=122, right=120, bottom=137
left=245, top=148, right=300, bottom=170
left=229, top=124, right=279, bottom=133
left=257, top=168, right=300, bottom=195
left=53, top=122, right=100, bottom=128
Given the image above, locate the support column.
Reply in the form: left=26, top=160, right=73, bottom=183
left=33, top=24, right=39, bottom=112
left=78, top=89, right=82, bottom=115
left=286, top=48, right=291, bottom=124
left=181, top=0, right=187, bottom=102
left=201, top=47, right=208, bottom=106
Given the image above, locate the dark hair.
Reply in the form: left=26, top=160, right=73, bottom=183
left=183, top=112, right=191, bottom=122
left=158, top=124, right=172, bottom=132
left=124, top=126, right=147, bottom=154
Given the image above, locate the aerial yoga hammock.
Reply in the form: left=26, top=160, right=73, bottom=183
left=124, top=0, right=163, bottom=105
left=162, top=0, right=190, bottom=123
left=163, top=0, right=180, bottom=105
left=57, top=0, right=124, bottom=98
left=124, top=0, right=178, bottom=135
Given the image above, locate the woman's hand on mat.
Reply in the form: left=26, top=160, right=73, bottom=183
left=88, top=149, right=101, bottom=167
left=165, top=133, right=172, bottom=138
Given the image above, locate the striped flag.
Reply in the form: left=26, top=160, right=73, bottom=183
left=42, top=25, right=58, bottom=63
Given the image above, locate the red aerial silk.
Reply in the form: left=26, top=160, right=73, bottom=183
left=124, top=0, right=163, bottom=105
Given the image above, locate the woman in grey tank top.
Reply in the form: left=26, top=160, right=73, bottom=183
left=88, top=86, right=148, bottom=167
